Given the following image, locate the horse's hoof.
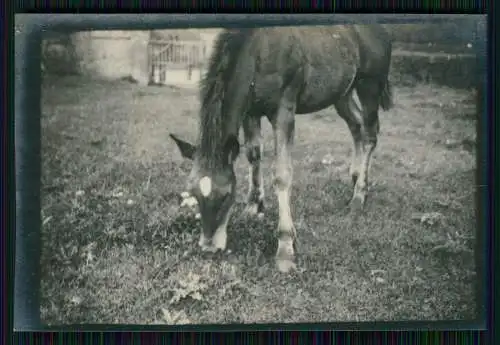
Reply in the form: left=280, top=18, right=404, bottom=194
left=243, top=203, right=258, bottom=215
left=351, top=174, right=359, bottom=187
left=201, top=250, right=225, bottom=262
left=200, top=245, right=220, bottom=253
left=243, top=203, right=265, bottom=219
left=349, top=196, right=365, bottom=217
left=276, top=257, right=296, bottom=273
left=199, top=239, right=226, bottom=253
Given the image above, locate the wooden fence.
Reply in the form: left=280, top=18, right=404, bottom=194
left=148, top=39, right=207, bottom=86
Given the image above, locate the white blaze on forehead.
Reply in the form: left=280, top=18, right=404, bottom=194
left=199, top=176, right=212, bottom=197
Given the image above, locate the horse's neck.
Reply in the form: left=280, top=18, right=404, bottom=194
left=222, top=110, right=241, bottom=139
left=222, top=80, right=253, bottom=137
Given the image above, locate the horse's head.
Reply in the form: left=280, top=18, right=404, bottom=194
left=170, top=133, right=240, bottom=251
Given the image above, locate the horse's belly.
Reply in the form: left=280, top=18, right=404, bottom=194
left=252, top=64, right=355, bottom=115
left=252, top=76, right=283, bottom=114
left=296, top=66, right=355, bottom=114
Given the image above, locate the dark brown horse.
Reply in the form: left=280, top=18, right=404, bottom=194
left=170, top=25, right=393, bottom=272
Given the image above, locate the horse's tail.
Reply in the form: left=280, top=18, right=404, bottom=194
left=379, top=79, right=394, bottom=111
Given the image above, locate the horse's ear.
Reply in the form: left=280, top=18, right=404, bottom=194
left=170, top=134, right=197, bottom=160
left=223, top=135, right=240, bottom=166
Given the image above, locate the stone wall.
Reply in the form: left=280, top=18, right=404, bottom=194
left=71, top=30, right=150, bottom=85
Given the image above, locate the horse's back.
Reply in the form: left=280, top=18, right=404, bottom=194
left=246, top=25, right=391, bottom=74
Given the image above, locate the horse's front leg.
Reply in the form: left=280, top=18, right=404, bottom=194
left=270, top=101, right=297, bottom=273
left=242, top=114, right=265, bottom=218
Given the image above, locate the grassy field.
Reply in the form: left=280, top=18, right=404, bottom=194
left=40, top=68, right=478, bottom=325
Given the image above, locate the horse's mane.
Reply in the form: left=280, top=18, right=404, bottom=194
left=197, top=29, right=252, bottom=170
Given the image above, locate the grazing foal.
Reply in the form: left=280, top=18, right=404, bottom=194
left=171, top=25, right=393, bottom=272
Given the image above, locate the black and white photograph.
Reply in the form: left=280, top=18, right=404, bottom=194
left=36, top=16, right=485, bottom=325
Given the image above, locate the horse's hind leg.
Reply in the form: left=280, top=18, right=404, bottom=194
left=335, top=85, right=379, bottom=213
left=335, top=91, right=364, bottom=192
left=351, top=81, right=382, bottom=212
left=242, top=114, right=265, bottom=218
